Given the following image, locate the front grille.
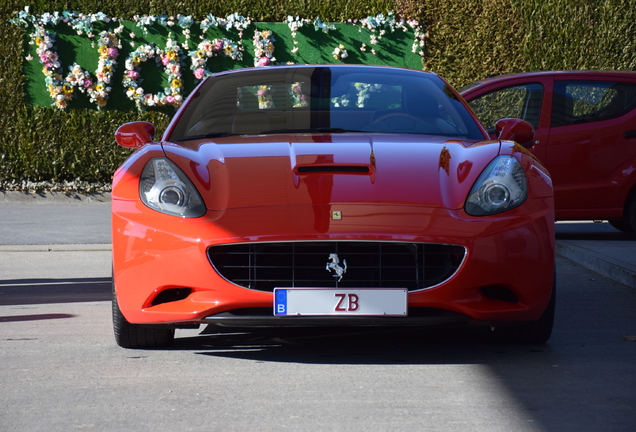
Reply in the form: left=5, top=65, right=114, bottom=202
left=208, top=242, right=465, bottom=292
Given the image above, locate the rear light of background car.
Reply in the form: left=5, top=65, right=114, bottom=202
left=464, top=155, right=528, bottom=216
left=139, top=157, right=206, bottom=217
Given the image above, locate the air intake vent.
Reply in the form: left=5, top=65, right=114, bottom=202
left=296, top=166, right=370, bottom=174
left=208, top=242, right=465, bottom=292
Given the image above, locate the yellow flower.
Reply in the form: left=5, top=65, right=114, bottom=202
left=96, top=84, right=105, bottom=92
left=99, top=46, right=108, bottom=55
left=62, top=84, right=73, bottom=94
left=35, top=37, right=43, bottom=46
left=101, top=66, right=112, bottom=74
left=168, top=51, right=178, bottom=61
left=171, top=79, right=182, bottom=88
left=132, top=56, right=140, bottom=66
left=196, top=50, right=205, bottom=58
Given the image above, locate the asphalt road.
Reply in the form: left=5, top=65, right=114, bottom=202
left=1, top=202, right=635, bottom=431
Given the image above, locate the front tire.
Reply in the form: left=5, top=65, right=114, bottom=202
left=112, top=284, right=175, bottom=349
left=491, top=274, right=556, bottom=344
left=609, top=190, right=636, bottom=233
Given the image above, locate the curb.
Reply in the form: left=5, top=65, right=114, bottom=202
left=0, top=244, right=112, bottom=252
left=0, top=191, right=111, bottom=203
left=556, top=240, right=636, bottom=290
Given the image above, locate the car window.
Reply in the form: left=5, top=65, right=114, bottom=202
left=551, top=80, right=636, bottom=127
left=467, top=83, right=544, bottom=131
left=167, top=66, right=486, bottom=141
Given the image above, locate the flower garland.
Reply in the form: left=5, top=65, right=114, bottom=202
left=289, top=82, right=308, bottom=107
left=32, top=27, right=67, bottom=109
left=354, top=82, right=382, bottom=108
left=190, top=38, right=242, bottom=82
left=122, top=37, right=184, bottom=110
left=253, top=30, right=276, bottom=66
left=11, top=8, right=428, bottom=112
left=30, top=26, right=121, bottom=109
left=286, top=16, right=310, bottom=54
left=68, top=31, right=120, bottom=108
left=257, top=85, right=274, bottom=109
left=332, top=44, right=349, bottom=61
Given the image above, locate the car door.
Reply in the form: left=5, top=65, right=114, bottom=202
left=544, top=77, right=636, bottom=219
left=462, top=76, right=553, bottom=166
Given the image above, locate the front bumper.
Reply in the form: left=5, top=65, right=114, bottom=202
left=112, top=198, right=555, bottom=326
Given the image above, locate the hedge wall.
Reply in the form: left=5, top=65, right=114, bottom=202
left=2, top=0, right=636, bottom=191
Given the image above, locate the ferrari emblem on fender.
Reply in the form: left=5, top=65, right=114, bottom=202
left=326, top=253, right=347, bottom=282
left=331, top=211, right=342, bottom=220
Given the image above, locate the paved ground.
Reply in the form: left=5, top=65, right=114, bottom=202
left=1, top=196, right=635, bottom=431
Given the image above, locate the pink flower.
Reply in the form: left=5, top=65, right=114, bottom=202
left=258, top=56, right=270, bottom=66
left=194, top=68, right=205, bottom=80
left=161, top=55, right=170, bottom=66
left=127, top=70, right=139, bottom=79
left=107, top=47, right=118, bottom=58
left=83, top=79, right=92, bottom=88
left=166, top=95, right=175, bottom=104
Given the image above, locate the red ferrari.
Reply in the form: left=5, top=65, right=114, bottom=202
left=112, top=65, right=555, bottom=348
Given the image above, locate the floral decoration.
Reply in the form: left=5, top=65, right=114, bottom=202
left=354, top=82, right=382, bottom=108
left=190, top=38, right=242, bottom=82
left=313, top=17, right=336, bottom=33
left=257, top=85, right=274, bottom=109
left=11, top=8, right=428, bottom=111
left=122, top=37, right=184, bottom=110
left=289, top=82, right=308, bottom=107
left=253, top=30, right=276, bottom=66
left=332, top=44, right=349, bottom=61
left=286, top=16, right=310, bottom=53
left=29, top=25, right=121, bottom=109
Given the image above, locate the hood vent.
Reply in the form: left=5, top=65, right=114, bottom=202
left=296, top=165, right=370, bottom=174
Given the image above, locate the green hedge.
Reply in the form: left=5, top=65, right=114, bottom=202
left=2, top=0, right=636, bottom=191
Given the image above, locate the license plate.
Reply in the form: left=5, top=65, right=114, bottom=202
left=273, top=288, right=407, bottom=316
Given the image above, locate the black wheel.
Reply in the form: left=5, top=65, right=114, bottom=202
left=112, top=284, right=174, bottom=349
left=491, top=274, right=556, bottom=344
left=609, top=191, right=636, bottom=233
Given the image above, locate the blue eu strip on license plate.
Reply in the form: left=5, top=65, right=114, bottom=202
left=273, top=288, right=407, bottom=316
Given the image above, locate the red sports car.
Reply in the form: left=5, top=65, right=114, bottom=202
left=461, top=70, right=636, bottom=232
left=112, top=65, right=555, bottom=348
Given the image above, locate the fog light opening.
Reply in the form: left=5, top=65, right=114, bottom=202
left=481, top=286, right=519, bottom=303
left=151, top=288, right=193, bottom=306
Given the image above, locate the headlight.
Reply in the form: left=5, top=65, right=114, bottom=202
left=139, top=157, right=206, bottom=217
left=465, top=155, right=527, bottom=216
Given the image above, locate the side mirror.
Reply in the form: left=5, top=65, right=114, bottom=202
left=115, top=121, right=156, bottom=148
left=495, top=118, right=534, bottom=148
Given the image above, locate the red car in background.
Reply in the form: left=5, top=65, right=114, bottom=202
left=461, top=71, right=636, bottom=232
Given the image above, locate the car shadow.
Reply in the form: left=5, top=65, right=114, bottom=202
left=0, top=277, right=111, bottom=306
left=170, top=325, right=547, bottom=365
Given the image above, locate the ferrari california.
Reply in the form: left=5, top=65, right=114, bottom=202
left=112, top=65, right=555, bottom=348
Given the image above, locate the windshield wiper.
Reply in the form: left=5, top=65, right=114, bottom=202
left=176, top=132, right=239, bottom=141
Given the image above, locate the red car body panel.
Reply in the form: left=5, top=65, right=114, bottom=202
left=461, top=70, right=636, bottom=221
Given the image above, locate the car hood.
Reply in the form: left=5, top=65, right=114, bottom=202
left=163, top=134, right=501, bottom=211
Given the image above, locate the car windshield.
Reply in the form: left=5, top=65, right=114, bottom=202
left=168, top=66, right=485, bottom=141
